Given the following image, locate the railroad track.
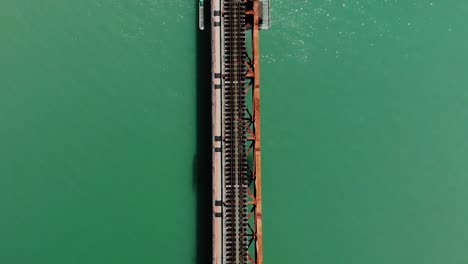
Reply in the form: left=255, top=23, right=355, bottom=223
left=223, top=0, right=248, bottom=263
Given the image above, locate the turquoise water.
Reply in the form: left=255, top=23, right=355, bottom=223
left=263, top=1, right=468, bottom=263
left=1, top=0, right=468, bottom=263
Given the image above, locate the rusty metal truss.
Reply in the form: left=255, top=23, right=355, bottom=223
left=244, top=1, right=263, bottom=263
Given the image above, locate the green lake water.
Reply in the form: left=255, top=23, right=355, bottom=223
left=1, top=1, right=468, bottom=263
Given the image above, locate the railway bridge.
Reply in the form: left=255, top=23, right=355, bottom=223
left=200, top=1, right=270, bottom=263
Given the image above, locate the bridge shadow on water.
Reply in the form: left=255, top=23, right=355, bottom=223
left=194, top=2, right=212, bottom=264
